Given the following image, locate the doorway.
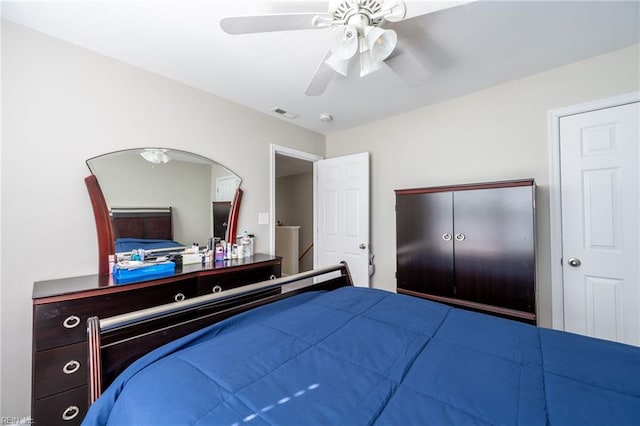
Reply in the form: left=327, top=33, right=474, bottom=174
left=549, top=92, right=640, bottom=345
left=270, top=145, right=322, bottom=275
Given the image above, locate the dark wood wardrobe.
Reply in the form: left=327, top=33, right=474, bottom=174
left=395, top=179, right=536, bottom=323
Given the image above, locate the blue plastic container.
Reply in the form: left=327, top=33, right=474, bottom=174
left=113, top=261, right=176, bottom=284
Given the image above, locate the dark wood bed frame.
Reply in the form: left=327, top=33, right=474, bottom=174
left=87, top=263, right=354, bottom=404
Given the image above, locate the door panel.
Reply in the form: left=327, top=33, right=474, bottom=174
left=560, top=102, right=639, bottom=345
left=316, top=153, right=370, bottom=287
left=453, top=186, right=535, bottom=312
left=396, top=192, right=454, bottom=296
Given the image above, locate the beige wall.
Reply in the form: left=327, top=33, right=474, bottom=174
left=326, top=44, right=640, bottom=330
left=0, top=21, right=324, bottom=417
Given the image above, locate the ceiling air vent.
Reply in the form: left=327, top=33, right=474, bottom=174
left=270, top=107, right=299, bottom=119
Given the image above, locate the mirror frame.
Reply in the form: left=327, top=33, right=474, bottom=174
left=84, top=175, right=243, bottom=276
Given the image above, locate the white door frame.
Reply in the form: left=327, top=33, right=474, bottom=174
left=547, top=91, right=640, bottom=330
left=269, top=144, right=323, bottom=256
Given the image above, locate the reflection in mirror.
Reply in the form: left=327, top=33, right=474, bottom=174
left=86, top=148, right=241, bottom=255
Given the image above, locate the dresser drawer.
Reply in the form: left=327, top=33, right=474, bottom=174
left=33, top=342, right=86, bottom=399
left=33, top=385, right=87, bottom=426
left=34, top=278, right=198, bottom=351
left=197, top=264, right=281, bottom=294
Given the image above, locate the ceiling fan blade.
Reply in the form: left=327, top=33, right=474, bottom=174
left=305, top=51, right=335, bottom=96
left=385, top=43, right=431, bottom=87
left=403, top=0, right=477, bottom=20
left=220, top=13, right=330, bottom=34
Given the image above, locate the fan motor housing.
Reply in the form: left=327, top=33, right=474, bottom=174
left=330, top=0, right=384, bottom=27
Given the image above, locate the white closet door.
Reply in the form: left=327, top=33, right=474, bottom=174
left=560, top=102, right=639, bottom=346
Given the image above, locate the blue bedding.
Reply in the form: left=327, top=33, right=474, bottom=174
left=115, top=238, right=184, bottom=254
left=83, top=287, right=640, bottom=425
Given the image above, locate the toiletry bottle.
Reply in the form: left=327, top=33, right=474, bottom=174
left=215, top=244, right=224, bottom=261
left=241, top=231, right=252, bottom=257
left=222, top=241, right=230, bottom=260
left=108, top=255, right=115, bottom=274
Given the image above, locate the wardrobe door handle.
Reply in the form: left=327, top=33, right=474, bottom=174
left=455, top=233, right=466, bottom=241
left=442, top=233, right=452, bottom=241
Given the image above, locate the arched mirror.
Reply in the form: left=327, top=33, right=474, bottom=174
left=85, top=148, right=242, bottom=274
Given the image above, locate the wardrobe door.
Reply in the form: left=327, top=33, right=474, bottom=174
left=452, top=186, right=535, bottom=312
left=397, top=191, right=454, bottom=296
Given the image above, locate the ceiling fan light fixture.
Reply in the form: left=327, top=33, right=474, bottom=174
left=325, top=53, right=351, bottom=76
left=364, top=26, right=397, bottom=62
left=360, top=50, right=382, bottom=77
left=329, top=25, right=359, bottom=60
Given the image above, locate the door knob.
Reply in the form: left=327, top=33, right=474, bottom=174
left=567, top=258, right=581, bottom=267
left=359, top=243, right=367, bottom=250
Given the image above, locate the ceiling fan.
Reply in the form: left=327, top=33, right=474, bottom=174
left=220, top=0, right=461, bottom=96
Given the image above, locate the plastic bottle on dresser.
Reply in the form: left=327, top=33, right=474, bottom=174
left=241, top=230, right=252, bottom=257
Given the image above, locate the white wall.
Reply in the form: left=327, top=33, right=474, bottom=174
left=0, top=21, right=324, bottom=417
left=326, top=44, right=640, bottom=330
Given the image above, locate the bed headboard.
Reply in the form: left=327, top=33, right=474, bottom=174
left=110, top=207, right=173, bottom=241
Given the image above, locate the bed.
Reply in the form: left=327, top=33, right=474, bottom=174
left=82, top=264, right=640, bottom=425
left=110, top=207, right=185, bottom=253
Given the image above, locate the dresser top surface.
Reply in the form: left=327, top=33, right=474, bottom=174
left=33, top=253, right=281, bottom=300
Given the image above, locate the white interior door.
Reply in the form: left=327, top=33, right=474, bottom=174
left=560, top=101, right=639, bottom=345
left=216, top=175, right=239, bottom=201
left=315, top=152, right=370, bottom=287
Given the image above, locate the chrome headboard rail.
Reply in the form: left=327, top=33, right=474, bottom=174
left=87, top=262, right=353, bottom=403
left=100, top=262, right=350, bottom=332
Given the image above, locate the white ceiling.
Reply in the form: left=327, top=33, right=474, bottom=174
left=2, top=0, right=639, bottom=135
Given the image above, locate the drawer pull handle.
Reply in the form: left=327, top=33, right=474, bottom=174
left=174, top=293, right=185, bottom=302
left=62, top=360, right=81, bottom=375
left=269, top=275, right=277, bottom=280
left=212, top=285, right=223, bottom=293
left=62, top=315, right=80, bottom=329
left=62, top=405, right=80, bottom=421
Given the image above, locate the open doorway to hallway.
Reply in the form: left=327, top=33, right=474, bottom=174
left=272, top=146, right=321, bottom=276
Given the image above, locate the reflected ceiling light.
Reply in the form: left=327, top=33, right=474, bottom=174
left=140, top=149, right=171, bottom=164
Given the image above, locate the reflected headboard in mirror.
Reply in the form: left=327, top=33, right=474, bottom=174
left=85, top=148, right=242, bottom=275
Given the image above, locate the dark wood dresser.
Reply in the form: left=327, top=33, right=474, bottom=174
left=31, top=254, right=282, bottom=425
left=396, top=179, right=536, bottom=324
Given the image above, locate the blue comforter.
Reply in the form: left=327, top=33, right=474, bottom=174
left=83, top=287, right=640, bottom=425
left=115, top=238, right=184, bottom=254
